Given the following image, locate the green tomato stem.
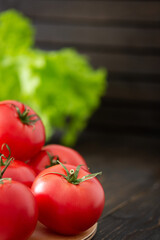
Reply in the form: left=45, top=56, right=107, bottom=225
left=68, top=169, right=76, bottom=183
left=45, top=152, right=59, bottom=169
left=12, top=104, right=40, bottom=126
left=0, top=178, right=11, bottom=184
left=41, top=160, right=102, bottom=185
left=0, top=144, right=14, bottom=183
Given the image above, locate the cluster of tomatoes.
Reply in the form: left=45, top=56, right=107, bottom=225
left=0, top=100, right=105, bottom=240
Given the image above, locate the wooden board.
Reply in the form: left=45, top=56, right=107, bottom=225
left=29, top=222, right=97, bottom=240
left=106, top=81, right=160, bottom=102
left=87, top=52, right=160, bottom=75
left=35, top=23, right=160, bottom=49
left=75, top=136, right=160, bottom=239
left=2, top=1, right=160, bottom=24
left=94, top=185, right=160, bottom=239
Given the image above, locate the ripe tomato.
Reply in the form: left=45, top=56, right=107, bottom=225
left=0, top=100, right=45, bottom=161
left=31, top=163, right=105, bottom=235
left=1, top=160, right=36, bottom=187
left=0, top=179, right=38, bottom=240
left=30, top=144, right=88, bottom=174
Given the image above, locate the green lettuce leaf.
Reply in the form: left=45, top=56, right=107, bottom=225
left=0, top=10, right=107, bottom=145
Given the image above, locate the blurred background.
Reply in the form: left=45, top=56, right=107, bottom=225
left=0, top=0, right=160, bottom=153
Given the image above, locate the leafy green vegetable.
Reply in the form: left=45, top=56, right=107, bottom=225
left=0, top=10, right=34, bottom=56
left=0, top=10, right=107, bottom=145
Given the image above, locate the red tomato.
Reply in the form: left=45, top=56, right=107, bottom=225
left=0, top=179, right=38, bottom=240
left=0, top=100, right=45, bottom=161
left=1, top=160, right=36, bottom=187
left=30, top=144, right=88, bottom=174
left=31, top=163, right=105, bottom=235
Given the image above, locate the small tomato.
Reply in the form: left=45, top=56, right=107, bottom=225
left=30, top=144, right=88, bottom=174
left=1, top=160, right=36, bottom=187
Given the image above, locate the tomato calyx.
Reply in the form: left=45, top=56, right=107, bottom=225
left=41, top=160, right=102, bottom=185
left=45, top=152, right=59, bottom=169
left=0, top=154, right=5, bottom=167
left=13, top=104, right=40, bottom=126
left=0, top=144, right=14, bottom=184
left=0, top=178, right=12, bottom=184
left=0, top=143, right=11, bottom=166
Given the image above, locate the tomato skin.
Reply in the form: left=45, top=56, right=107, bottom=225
left=0, top=180, right=38, bottom=240
left=31, top=164, right=105, bottom=235
left=29, top=150, right=52, bottom=174
left=1, top=160, right=36, bottom=187
left=0, top=100, right=45, bottom=161
left=30, top=144, right=88, bottom=174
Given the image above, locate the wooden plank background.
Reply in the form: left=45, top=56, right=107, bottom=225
left=0, top=0, right=160, bottom=139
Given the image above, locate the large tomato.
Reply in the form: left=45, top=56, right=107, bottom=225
left=0, top=100, right=45, bottom=161
left=0, top=179, right=38, bottom=240
left=30, top=144, right=88, bottom=174
left=1, top=160, right=36, bottom=187
left=31, top=163, right=105, bottom=235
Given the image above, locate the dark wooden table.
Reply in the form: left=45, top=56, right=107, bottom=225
left=75, top=134, right=160, bottom=240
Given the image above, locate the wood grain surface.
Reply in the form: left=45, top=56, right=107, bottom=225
left=74, top=137, right=160, bottom=240
left=29, top=222, right=97, bottom=240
